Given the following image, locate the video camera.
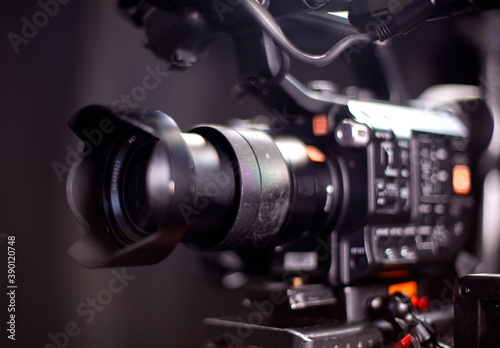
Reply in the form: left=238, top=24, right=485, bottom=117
left=66, top=0, right=500, bottom=347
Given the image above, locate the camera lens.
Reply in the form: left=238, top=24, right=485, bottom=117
left=108, top=133, right=158, bottom=245
left=67, top=106, right=339, bottom=267
left=123, top=142, right=157, bottom=232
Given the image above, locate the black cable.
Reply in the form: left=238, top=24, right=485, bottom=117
left=240, top=0, right=372, bottom=67
left=374, top=41, right=408, bottom=104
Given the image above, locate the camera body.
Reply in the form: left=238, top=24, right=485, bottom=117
left=264, top=98, right=475, bottom=288
left=67, top=94, right=476, bottom=286
left=67, top=92, right=479, bottom=347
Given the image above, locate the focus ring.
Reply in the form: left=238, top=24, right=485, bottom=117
left=192, top=126, right=291, bottom=249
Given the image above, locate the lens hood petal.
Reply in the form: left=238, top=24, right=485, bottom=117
left=67, top=105, right=195, bottom=267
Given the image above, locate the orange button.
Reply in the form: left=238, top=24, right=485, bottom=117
left=453, top=165, right=471, bottom=195
left=306, top=146, right=326, bottom=162
left=389, top=281, right=417, bottom=298
left=312, top=114, right=328, bottom=136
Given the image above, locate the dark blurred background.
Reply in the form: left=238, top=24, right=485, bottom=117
left=0, top=1, right=498, bottom=347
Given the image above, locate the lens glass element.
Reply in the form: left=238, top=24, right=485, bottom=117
left=107, top=132, right=158, bottom=245
left=122, top=140, right=158, bottom=234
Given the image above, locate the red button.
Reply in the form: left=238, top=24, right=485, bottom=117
left=392, top=334, right=414, bottom=348
left=418, top=296, right=429, bottom=311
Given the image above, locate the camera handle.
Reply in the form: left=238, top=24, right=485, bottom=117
left=371, top=292, right=450, bottom=348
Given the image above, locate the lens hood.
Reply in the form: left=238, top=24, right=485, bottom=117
left=67, top=105, right=195, bottom=267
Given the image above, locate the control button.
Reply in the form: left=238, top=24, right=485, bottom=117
left=385, top=167, right=399, bottom=177
left=420, top=158, right=432, bottom=172
left=385, top=248, right=397, bottom=260
left=386, top=182, right=399, bottom=194
left=400, top=246, right=417, bottom=260
left=400, top=186, right=409, bottom=199
left=430, top=173, right=438, bottom=183
left=418, top=204, right=432, bottom=214
left=412, top=296, right=430, bottom=310
left=454, top=221, right=465, bottom=236
left=381, top=142, right=395, bottom=165
left=421, top=181, right=433, bottom=196
left=377, top=180, right=385, bottom=190
left=434, top=204, right=446, bottom=215
left=350, top=247, right=367, bottom=271
left=392, top=334, right=414, bottom=348
left=436, top=148, right=448, bottom=160
left=400, top=149, right=409, bottom=164
left=437, top=170, right=449, bottom=182
left=335, top=119, right=370, bottom=147
left=453, top=165, right=471, bottom=195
